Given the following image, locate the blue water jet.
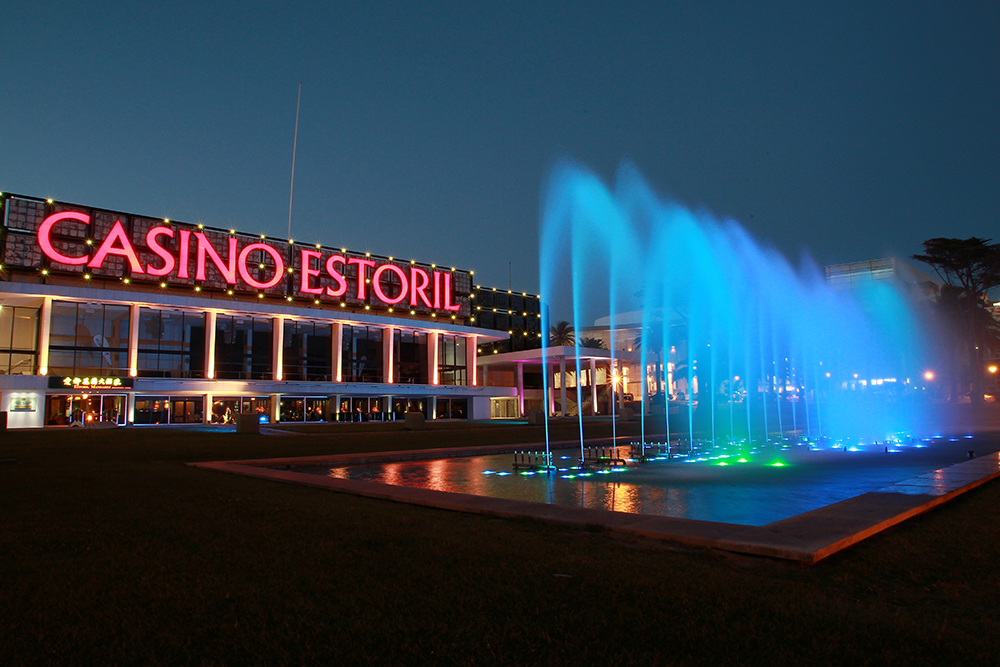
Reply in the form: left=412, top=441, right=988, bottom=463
left=539, top=160, right=930, bottom=449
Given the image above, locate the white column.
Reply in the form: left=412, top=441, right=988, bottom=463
left=37, top=297, right=52, bottom=375
left=482, top=364, right=489, bottom=387
left=516, top=362, right=525, bottom=416
left=205, top=310, right=217, bottom=379
left=611, top=359, right=616, bottom=415
left=590, top=357, right=598, bottom=415
left=548, top=365, right=556, bottom=415
left=332, top=322, right=343, bottom=382
left=126, top=392, right=135, bottom=425
left=270, top=393, right=280, bottom=423
left=430, top=396, right=437, bottom=420
left=465, top=335, right=477, bottom=386
left=428, top=331, right=439, bottom=385
left=382, top=327, right=394, bottom=384
left=128, top=304, right=140, bottom=377
left=203, top=393, right=212, bottom=424
left=273, top=316, right=284, bottom=381
left=559, top=356, right=567, bottom=417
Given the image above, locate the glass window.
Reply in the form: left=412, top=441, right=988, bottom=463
left=278, top=396, right=330, bottom=422
left=436, top=398, right=468, bottom=419
left=49, top=302, right=78, bottom=347
left=342, top=325, right=383, bottom=382
left=12, top=309, right=39, bottom=353
left=242, top=396, right=271, bottom=423
left=280, top=397, right=305, bottom=422
left=305, top=397, right=328, bottom=421
left=8, top=353, right=35, bottom=375
left=134, top=396, right=170, bottom=425
left=210, top=396, right=270, bottom=423
left=48, top=301, right=129, bottom=375
left=0, top=306, right=38, bottom=374
left=136, top=308, right=206, bottom=378
left=438, top=335, right=467, bottom=386
left=0, top=309, right=12, bottom=350
left=283, top=320, right=332, bottom=381
left=48, top=349, right=75, bottom=376
left=394, top=330, right=428, bottom=384
left=215, top=315, right=273, bottom=380
left=169, top=398, right=203, bottom=424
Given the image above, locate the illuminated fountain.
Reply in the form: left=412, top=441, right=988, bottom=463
left=539, top=160, right=931, bottom=455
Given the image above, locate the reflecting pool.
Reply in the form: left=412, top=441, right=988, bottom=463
left=299, top=437, right=992, bottom=526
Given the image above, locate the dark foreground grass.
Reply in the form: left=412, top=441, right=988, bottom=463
left=2, top=422, right=1000, bottom=666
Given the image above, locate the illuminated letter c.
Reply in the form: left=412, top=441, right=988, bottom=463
left=38, top=211, right=90, bottom=265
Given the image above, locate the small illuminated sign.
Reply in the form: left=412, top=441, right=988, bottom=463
left=47, top=376, right=135, bottom=390
left=11, top=396, right=36, bottom=412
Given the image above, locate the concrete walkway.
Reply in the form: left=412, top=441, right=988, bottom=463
left=189, top=445, right=1000, bottom=564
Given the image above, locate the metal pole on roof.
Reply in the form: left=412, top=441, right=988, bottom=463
left=288, top=82, right=302, bottom=240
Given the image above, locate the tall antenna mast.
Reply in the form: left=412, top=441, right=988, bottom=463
left=288, top=81, right=302, bottom=240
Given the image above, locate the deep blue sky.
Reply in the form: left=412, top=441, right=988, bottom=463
left=3, top=1, right=997, bottom=294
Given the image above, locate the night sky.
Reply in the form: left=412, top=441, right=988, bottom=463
left=3, top=1, right=997, bottom=295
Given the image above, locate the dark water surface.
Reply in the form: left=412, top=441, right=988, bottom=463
left=299, top=438, right=994, bottom=526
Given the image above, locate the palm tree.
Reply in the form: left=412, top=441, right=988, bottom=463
left=549, top=321, right=575, bottom=347
left=578, top=336, right=605, bottom=349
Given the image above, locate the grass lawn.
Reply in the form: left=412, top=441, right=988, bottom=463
left=2, top=420, right=999, bottom=666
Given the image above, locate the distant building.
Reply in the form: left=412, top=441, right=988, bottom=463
left=824, top=257, right=941, bottom=295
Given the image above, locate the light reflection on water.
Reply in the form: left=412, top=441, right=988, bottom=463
left=310, top=441, right=992, bottom=526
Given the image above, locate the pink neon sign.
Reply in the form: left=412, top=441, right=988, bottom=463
left=35, top=212, right=466, bottom=312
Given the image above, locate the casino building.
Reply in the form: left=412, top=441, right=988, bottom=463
left=0, top=193, right=541, bottom=428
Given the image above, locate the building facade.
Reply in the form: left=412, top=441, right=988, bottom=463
left=0, top=193, right=527, bottom=427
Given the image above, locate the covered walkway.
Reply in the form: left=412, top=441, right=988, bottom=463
left=477, top=346, right=640, bottom=418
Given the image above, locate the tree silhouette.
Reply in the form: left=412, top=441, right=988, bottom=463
left=578, top=336, right=605, bottom=349
left=914, top=238, right=1000, bottom=404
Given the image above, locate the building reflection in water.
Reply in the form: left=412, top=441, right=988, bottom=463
left=315, top=443, right=979, bottom=526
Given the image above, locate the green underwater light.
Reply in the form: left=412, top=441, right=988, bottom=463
left=771, top=461, right=785, bottom=467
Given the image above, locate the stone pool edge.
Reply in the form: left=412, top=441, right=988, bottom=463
left=188, top=447, right=1000, bottom=565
